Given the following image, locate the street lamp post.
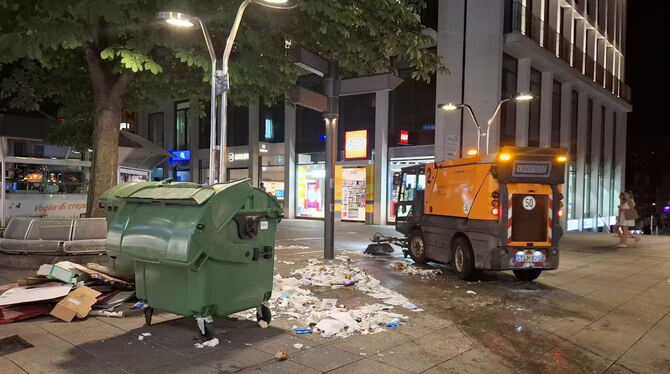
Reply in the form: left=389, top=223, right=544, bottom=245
left=157, top=11, right=218, bottom=184
left=437, top=93, right=534, bottom=155
left=218, top=0, right=297, bottom=183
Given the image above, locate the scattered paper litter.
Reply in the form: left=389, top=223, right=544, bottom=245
left=466, top=290, right=477, bottom=295
left=228, top=259, right=420, bottom=339
left=141, top=332, right=151, bottom=337
left=390, top=261, right=441, bottom=277
left=315, top=319, right=347, bottom=338
left=275, top=350, right=288, bottom=361
left=278, top=260, right=296, bottom=265
left=293, top=343, right=303, bottom=349
left=194, top=338, right=220, bottom=348
left=258, top=320, right=269, bottom=328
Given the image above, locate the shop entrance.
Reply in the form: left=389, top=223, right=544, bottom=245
left=340, top=167, right=366, bottom=222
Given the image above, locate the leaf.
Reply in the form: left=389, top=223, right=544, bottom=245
left=100, top=47, right=115, bottom=60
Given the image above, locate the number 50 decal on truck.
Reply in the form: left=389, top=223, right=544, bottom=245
left=394, top=146, right=568, bottom=281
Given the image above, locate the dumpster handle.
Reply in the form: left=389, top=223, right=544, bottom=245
left=191, top=253, right=209, bottom=271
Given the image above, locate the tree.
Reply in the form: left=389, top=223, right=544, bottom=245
left=0, top=0, right=445, bottom=217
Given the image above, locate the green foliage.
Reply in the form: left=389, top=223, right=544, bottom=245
left=0, top=0, right=446, bottom=150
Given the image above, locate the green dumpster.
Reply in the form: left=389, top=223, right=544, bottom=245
left=99, top=180, right=162, bottom=279
left=103, top=178, right=282, bottom=337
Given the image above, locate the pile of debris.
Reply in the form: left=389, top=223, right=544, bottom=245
left=0, top=261, right=134, bottom=324
left=232, top=258, right=422, bottom=339
left=390, top=261, right=442, bottom=277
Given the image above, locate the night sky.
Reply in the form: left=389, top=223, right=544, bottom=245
left=625, top=2, right=669, bottom=206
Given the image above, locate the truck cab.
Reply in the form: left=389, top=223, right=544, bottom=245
left=393, top=146, right=567, bottom=281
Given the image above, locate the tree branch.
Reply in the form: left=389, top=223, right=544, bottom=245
left=110, top=71, right=134, bottom=101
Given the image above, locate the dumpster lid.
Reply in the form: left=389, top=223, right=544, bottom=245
left=119, top=184, right=215, bottom=205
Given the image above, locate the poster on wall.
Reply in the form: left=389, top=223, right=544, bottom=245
left=341, top=168, right=366, bottom=222
left=296, top=164, right=325, bottom=218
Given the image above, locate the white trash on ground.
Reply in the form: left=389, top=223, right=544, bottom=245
left=229, top=257, right=420, bottom=338
left=194, top=338, right=220, bottom=348
left=390, top=261, right=442, bottom=277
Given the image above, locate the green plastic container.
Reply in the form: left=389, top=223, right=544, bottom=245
left=104, top=179, right=282, bottom=319
left=99, top=180, right=162, bottom=279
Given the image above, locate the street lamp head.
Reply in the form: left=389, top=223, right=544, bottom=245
left=156, top=11, right=198, bottom=28
left=513, top=93, right=534, bottom=102
left=252, top=0, right=298, bottom=9
left=437, top=103, right=459, bottom=111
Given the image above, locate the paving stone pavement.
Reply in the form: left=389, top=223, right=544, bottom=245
left=1, top=219, right=669, bottom=373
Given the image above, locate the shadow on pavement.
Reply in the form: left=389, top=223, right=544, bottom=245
left=57, top=316, right=285, bottom=374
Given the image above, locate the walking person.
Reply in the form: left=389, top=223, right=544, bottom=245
left=616, top=192, right=640, bottom=247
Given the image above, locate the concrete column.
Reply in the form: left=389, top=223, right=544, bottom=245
left=614, top=111, right=627, bottom=198
left=163, top=102, right=175, bottom=179
left=574, top=92, right=588, bottom=230
left=539, top=71, right=553, bottom=147
left=597, top=38, right=606, bottom=86
left=435, top=0, right=466, bottom=161
left=589, top=101, right=602, bottom=226
left=602, top=107, right=614, bottom=221
left=558, top=82, right=573, bottom=228
left=515, top=58, right=531, bottom=146
left=248, top=100, right=260, bottom=187
left=462, top=0, right=504, bottom=155
left=283, top=103, right=296, bottom=219
left=373, top=90, right=389, bottom=225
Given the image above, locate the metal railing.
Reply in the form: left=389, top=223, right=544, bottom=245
left=507, top=1, right=631, bottom=104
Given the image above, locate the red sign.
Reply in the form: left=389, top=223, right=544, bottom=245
left=399, top=130, right=409, bottom=145
left=344, top=130, right=368, bottom=159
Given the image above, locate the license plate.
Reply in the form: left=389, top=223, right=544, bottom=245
left=513, top=251, right=544, bottom=263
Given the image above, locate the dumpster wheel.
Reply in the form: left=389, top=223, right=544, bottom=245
left=256, top=304, right=272, bottom=325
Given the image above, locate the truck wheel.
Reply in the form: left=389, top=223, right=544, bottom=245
left=408, top=230, right=427, bottom=264
left=513, top=269, right=542, bottom=281
left=256, top=304, right=272, bottom=325
left=452, top=237, right=477, bottom=281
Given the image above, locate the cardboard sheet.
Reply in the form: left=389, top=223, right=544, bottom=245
left=50, top=286, right=101, bottom=322
left=0, top=283, right=73, bottom=306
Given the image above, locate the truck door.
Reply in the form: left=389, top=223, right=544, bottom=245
left=394, top=166, right=425, bottom=235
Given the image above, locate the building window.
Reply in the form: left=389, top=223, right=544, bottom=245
left=567, top=90, right=578, bottom=220
left=610, top=112, right=618, bottom=215
left=597, top=106, right=605, bottom=223
left=528, top=68, right=542, bottom=147
left=259, top=100, right=285, bottom=143
left=174, top=101, right=189, bottom=150
left=199, top=101, right=211, bottom=150
left=583, top=98, right=593, bottom=218
left=227, top=105, right=249, bottom=146
left=388, top=70, right=435, bottom=147
left=340, top=93, right=375, bottom=159
left=419, top=0, right=438, bottom=30
left=148, top=112, right=164, bottom=148
left=551, top=80, right=562, bottom=148
left=296, top=106, right=326, bottom=154
left=500, top=53, right=518, bottom=146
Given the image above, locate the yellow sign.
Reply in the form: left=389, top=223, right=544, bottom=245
left=344, top=130, right=368, bottom=159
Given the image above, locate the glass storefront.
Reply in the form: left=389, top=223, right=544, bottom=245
left=296, top=162, right=325, bottom=219
left=340, top=167, right=366, bottom=222
left=387, top=157, right=433, bottom=223
left=261, top=165, right=285, bottom=206
left=5, top=163, right=87, bottom=195
left=228, top=168, right=249, bottom=181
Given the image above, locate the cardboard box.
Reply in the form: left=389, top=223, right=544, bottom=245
left=50, top=286, right=101, bottom=322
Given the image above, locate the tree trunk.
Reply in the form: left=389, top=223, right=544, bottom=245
left=85, top=104, right=121, bottom=217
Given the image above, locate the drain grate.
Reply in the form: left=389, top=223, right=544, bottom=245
left=0, top=335, right=33, bottom=356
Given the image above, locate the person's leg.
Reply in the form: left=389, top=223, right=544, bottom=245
left=616, top=225, right=625, bottom=244
left=619, top=226, right=630, bottom=246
